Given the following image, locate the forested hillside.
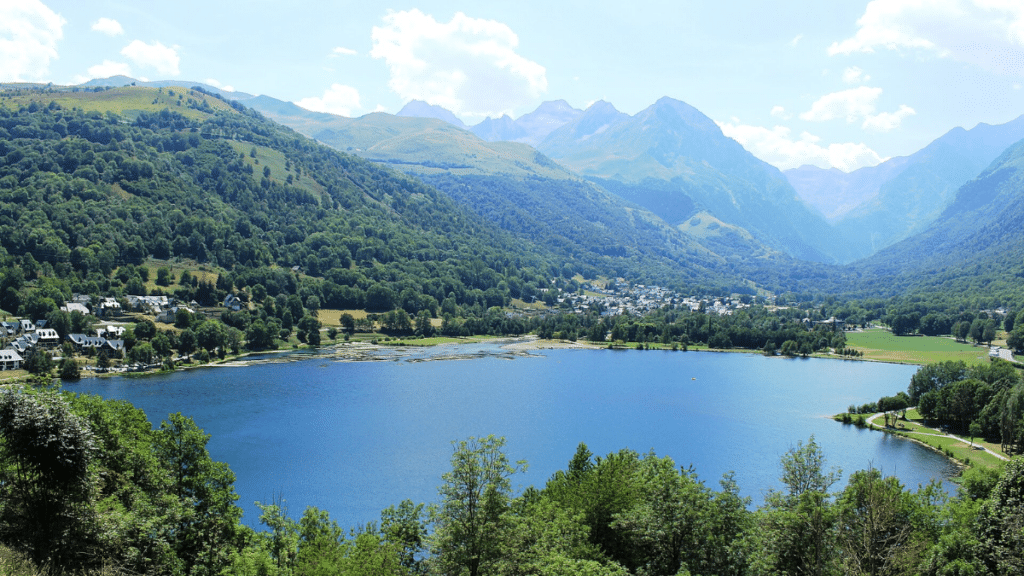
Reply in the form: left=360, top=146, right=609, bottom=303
left=0, top=85, right=586, bottom=322
left=851, top=136, right=1024, bottom=305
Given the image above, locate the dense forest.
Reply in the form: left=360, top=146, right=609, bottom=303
left=1, top=385, right=1023, bottom=576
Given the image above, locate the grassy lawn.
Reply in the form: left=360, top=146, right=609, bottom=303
left=846, top=329, right=991, bottom=365
left=317, top=309, right=368, bottom=326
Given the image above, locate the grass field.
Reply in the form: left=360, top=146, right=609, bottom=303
left=0, top=85, right=234, bottom=121
left=846, top=329, right=992, bottom=365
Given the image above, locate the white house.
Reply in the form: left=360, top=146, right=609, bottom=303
left=35, top=328, right=60, bottom=348
left=0, top=349, right=22, bottom=370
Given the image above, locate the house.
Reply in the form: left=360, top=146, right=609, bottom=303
left=104, top=339, right=125, bottom=354
left=96, top=325, right=125, bottom=338
left=0, top=322, right=17, bottom=336
left=223, top=293, right=242, bottom=311
left=815, top=317, right=846, bottom=332
left=8, top=339, right=30, bottom=353
left=157, top=306, right=194, bottom=324
left=35, top=328, right=60, bottom=348
left=19, top=319, right=34, bottom=333
left=99, top=298, right=122, bottom=317
left=0, top=349, right=22, bottom=370
left=61, top=302, right=91, bottom=315
left=68, top=334, right=107, bottom=352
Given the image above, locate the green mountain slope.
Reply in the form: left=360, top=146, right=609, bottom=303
left=0, top=85, right=573, bottom=316
left=851, top=137, right=1024, bottom=302
left=244, top=94, right=765, bottom=291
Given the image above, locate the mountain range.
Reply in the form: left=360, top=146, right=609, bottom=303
left=74, top=76, right=1024, bottom=302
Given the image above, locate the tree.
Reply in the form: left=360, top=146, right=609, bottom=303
left=340, top=313, right=355, bottom=334
left=0, top=389, right=95, bottom=565
left=154, top=413, right=242, bottom=576
left=431, top=435, right=526, bottom=576
left=381, top=499, right=428, bottom=572
left=59, top=357, right=81, bottom=380
left=836, top=469, right=920, bottom=576
left=976, top=458, right=1024, bottom=574
left=753, top=436, right=841, bottom=576
left=22, top=348, right=53, bottom=376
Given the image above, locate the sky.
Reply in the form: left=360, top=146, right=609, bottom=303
left=3, top=0, right=1024, bottom=172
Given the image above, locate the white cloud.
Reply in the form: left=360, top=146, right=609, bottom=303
left=296, top=84, right=362, bottom=116
left=371, top=9, right=547, bottom=119
left=863, top=104, right=916, bottom=131
left=204, top=78, right=235, bottom=92
left=842, top=66, right=869, bottom=83
left=800, top=86, right=882, bottom=122
left=789, top=34, right=803, bottom=47
left=829, top=0, right=1024, bottom=75
left=718, top=121, right=885, bottom=171
left=91, top=17, right=123, bottom=36
left=770, top=105, right=791, bottom=119
left=332, top=46, right=357, bottom=56
left=0, top=0, right=65, bottom=82
left=121, top=40, right=180, bottom=76
left=800, top=86, right=915, bottom=130
left=86, top=60, right=131, bottom=79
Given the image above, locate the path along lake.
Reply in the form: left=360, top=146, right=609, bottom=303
left=70, top=342, right=961, bottom=528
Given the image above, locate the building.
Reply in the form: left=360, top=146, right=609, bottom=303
left=35, top=328, right=60, bottom=348
left=0, top=349, right=22, bottom=370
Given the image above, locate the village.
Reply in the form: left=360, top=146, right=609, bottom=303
left=0, top=292, right=241, bottom=374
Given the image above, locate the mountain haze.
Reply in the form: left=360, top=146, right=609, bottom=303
left=852, top=136, right=1024, bottom=301
left=787, top=115, right=1024, bottom=262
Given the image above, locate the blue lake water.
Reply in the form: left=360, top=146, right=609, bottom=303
left=69, top=343, right=960, bottom=528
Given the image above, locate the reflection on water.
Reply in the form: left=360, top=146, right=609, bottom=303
left=72, top=343, right=958, bottom=528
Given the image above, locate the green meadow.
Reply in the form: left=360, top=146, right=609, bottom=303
left=846, top=328, right=994, bottom=365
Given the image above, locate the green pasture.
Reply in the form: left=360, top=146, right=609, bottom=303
left=846, top=329, right=992, bottom=365
left=0, top=85, right=233, bottom=121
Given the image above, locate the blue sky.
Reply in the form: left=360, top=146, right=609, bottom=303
left=4, top=1, right=1024, bottom=172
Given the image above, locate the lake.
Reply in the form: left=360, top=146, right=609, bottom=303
left=69, top=342, right=961, bottom=528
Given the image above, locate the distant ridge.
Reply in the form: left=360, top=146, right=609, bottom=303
left=78, top=75, right=254, bottom=100
left=537, top=96, right=851, bottom=263
left=396, top=100, right=467, bottom=129
left=786, top=114, right=1024, bottom=262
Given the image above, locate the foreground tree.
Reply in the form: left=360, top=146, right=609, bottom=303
left=154, top=413, right=243, bottom=576
left=430, top=435, right=526, bottom=576
left=751, top=437, right=841, bottom=576
left=0, top=389, right=95, bottom=566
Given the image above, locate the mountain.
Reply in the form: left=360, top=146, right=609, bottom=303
left=784, top=160, right=911, bottom=222
left=852, top=137, right=1024, bottom=301
left=470, top=100, right=583, bottom=146
left=240, top=93, right=751, bottom=290
left=535, top=100, right=630, bottom=159
left=396, top=100, right=467, bottom=129
left=0, top=85, right=583, bottom=318
left=538, top=97, right=851, bottom=263
left=470, top=114, right=526, bottom=142
left=786, top=115, right=1024, bottom=262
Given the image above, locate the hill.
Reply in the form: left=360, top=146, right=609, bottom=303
left=0, top=84, right=577, bottom=322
